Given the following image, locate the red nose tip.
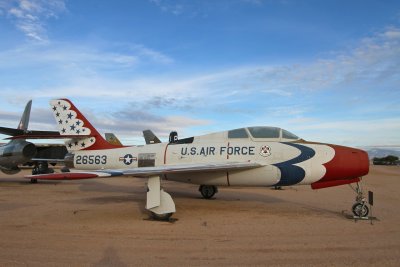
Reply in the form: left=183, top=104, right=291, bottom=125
left=312, top=145, right=369, bottom=189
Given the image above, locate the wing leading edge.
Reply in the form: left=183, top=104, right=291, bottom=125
left=25, top=161, right=264, bottom=180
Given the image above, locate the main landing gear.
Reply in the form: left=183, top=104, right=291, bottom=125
left=351, top=180, right=369, bottom=218
left=31, top=161, right=54, bottom=183
left=146, top=176, right=176, bottom=221
left=199, top=185, right=218, bottom=199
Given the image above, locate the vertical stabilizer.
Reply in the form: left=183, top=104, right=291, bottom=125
left=49, top=99, right=123, bottom=151
left=18, top=100, right=32, bottom=131
left=143, top=130, right=162, bottom=144
left=105, top=133, right=123, bottom=146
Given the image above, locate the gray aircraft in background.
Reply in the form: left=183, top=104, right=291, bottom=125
left=0, top=100, right=67, bottom=179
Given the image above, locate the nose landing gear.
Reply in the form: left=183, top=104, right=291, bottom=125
left=351, top=180, right=369, bottom=218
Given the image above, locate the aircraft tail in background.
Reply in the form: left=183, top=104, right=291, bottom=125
left=17, top=100, right=32, bottom=131
left=105, top=133, right=123, bottom=146
left=143, top=129, right=162, bottom=144
left=0, top=100, right=32, bottom=137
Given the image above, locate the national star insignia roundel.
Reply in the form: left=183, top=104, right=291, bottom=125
left=122, top=154, right=137, bottom=165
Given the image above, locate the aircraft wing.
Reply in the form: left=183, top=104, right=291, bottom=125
left=24, top=161, right=263, bottom=180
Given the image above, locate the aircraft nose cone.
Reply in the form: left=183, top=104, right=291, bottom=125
left=322, top=145, right=369, bottom=181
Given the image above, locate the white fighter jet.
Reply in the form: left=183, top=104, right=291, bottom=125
left=27, top=99, right=370, bottom=220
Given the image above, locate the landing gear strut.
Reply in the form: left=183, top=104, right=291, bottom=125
left=199, top=185, right=218, bottom=199
left=351, top=180, right=369, bottom=218
left=146, top=176, right=175, bottom=221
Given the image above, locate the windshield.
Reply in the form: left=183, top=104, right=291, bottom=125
left=247, top=126, right=300, bottom=140
left=228, top=128, right=249, bottom=138
left=248, top=127, right=280, bottom=138
left=282, top=129, right=299, bottom=139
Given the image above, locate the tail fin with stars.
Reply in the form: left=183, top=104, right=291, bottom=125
left=49, top=99, right=123, bottom=151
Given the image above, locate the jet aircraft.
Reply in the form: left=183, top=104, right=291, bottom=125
left=27, top=99, right=370, bottom=220
left=143, top=129, right=162, bottom=144
left=0, top=100, right=67, bottom=177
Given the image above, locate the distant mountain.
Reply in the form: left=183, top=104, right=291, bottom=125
left=360, top=147, right=400, bottom=159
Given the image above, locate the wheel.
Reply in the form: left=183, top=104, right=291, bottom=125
left=352, top=202, right=369, bottom=217
left=33, top=161, right=51, bottom=174
left=32, top=167, right=39, bottom=175
left=30, top=178, right=38, bottom=184
left=150, top=212, right=173, bottom=221
left=199, top=185, right=218, bottom=199
left=61, top=167, right=70, bottom=173
left=38, top=162, right=49, bottom=174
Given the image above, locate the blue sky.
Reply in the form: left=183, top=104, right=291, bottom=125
left=0, top=0, right=399, bottom=146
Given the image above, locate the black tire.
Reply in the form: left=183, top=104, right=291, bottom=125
left=38, top=162, right=49, bottom=174
left=199, top=185, right=218, bottom=199
left=30, top=178, right=38, bottom=184
left=151, top=212, right=173, bottom=221
left=352, top=203, right=369, bottom=217
left=61, top=167, right=70, bottom=173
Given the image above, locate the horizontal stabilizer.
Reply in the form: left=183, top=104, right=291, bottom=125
left=0, top=127, right=24, bottom=137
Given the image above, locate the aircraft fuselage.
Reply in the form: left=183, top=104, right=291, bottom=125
left=66, top=135, right=369, bottom=189
left=0, top=140, right=37, bottom=173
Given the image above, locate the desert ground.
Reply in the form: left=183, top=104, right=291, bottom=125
left=0, top=165, right=399, bottom=266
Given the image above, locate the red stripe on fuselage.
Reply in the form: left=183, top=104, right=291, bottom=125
left=164, top=143, right=169, bottom=164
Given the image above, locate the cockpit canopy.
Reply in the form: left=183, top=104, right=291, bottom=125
left=228, top=126, right=299, bottom=140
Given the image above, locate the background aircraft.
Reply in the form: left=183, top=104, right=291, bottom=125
left=143, top=129, right=161, bottom=144
left=0, top=100, right=67, bottom=178
left=27, top=99, right=370, bottom=220
left=0, top=100, right=130, bottom=183
left=0, top=100, right=37, bottom=175
left=105, top=133, right=123, bottom=146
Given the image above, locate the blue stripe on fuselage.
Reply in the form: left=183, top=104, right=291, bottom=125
left=273, top=143, right=315, bottom=186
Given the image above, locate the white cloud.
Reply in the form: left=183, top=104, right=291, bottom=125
left=0, top=0, right=66, bottom=42
left=2, top=24, right=396, bottom=104
left=0, top=41, right=175, bottom=76
left=262, top=89, right=292, bottom=97
left=149, top=0, right=184, bottom=15
left=380, top=27, right=400, bottom=40
left=62, top=106, right=211, bottom=142
left=130, top=44, right=174, bottom=64
left=1, top=24, right=399, bottom=146
left=285, top=118, right=400, bottom=146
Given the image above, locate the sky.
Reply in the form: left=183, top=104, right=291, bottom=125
left=0, top=0, right=399, bottom=146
